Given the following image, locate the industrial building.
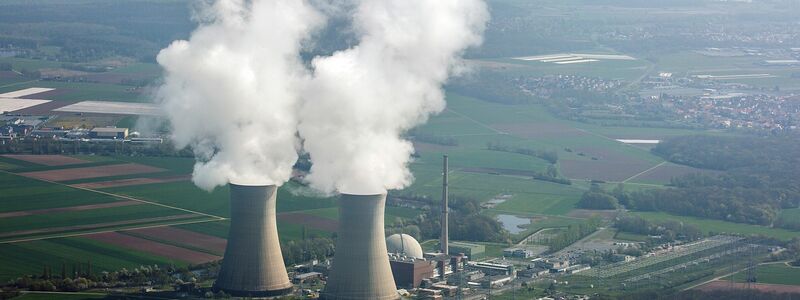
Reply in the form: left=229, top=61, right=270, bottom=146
left=388, top=256, right=436, bottom=289
left=387, top=234, right=435, bottom=288
left=213, top=184, right=293, bottom=297
left=503, top=248, right=535, bottom=258
left=89, top=127, right=128, bottom=139
left=467, top=261, right=515, bottom=277
left=320, top=194, right=399, bottom=300
left=448, top=241, right=485, bottom=258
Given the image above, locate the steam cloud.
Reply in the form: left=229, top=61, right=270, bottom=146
left=157, top=0, right=488, bottom=194
left=156, top=0, right=322, bottom=190
left=299, top=0, right=490, bottom=194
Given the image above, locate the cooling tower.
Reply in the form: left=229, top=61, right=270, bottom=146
left=321, top=193, right=399, bottom=300
left=213, top=184, right=293, bottom=297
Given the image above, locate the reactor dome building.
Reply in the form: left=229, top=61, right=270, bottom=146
left=386, top=234, right=424, bottom=259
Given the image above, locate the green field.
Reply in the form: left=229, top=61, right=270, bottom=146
left=0, top=204, right=189, bottom=235
left=614, top=231, right=649, bottom=242
left=0, top=237, right=186, bottom=283
left=0, top=172, right=122, bottom=213
left=779, top=208, right=800, bottom=225
left=635, top=212, right=800, bottom=241
left=727, top=263, right=800, bottom=286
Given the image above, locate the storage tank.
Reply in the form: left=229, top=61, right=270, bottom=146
left=213, top=184, right=293, bottom=297
left=320, top=193, right=399, bottom=300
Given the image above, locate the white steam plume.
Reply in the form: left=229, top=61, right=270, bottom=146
left=299, top=0, right=489, bottom=195
left=156, top=0, right=323, bottom=191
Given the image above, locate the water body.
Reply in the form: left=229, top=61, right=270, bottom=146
left=496, top=214, right=530, bottom=234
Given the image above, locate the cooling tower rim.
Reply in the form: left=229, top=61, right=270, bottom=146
left=228, top=182, right=277, bottom=187
left=338, top=191, right=388, bottom=196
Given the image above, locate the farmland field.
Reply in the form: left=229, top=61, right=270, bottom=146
left=0, top=237, right=186, bottom=282
left=727, top=263, right=800, bottom=286
left=634, top=212, right=800, bottom=241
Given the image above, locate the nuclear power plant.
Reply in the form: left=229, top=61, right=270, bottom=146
left=213, top=184, right=293, bottom=297
left=320, top=193, right=399, bottom=300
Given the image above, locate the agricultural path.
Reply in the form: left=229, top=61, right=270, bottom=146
left=0, top=169, right=226, bottom=243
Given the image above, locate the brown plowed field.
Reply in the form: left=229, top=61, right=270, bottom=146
left=277, top=213, right=338, bottom=232
left=0, top=200, right=140, bottom=218
left=492, top=122, right=588, bottom=139
left=12, top=100, right=75, bottom=115
left=128, top=226, right=227, bottom=254
left=17, top=89, right=71, bottom=100
left=70, top=175, right=191, bottom=189
left=1, top=154, right=87, bottom=166
left=560, top=159, right=654, bottom=182
left=696, top=280, right=800, bottom=294
left=0, top=214, right=197, bottom=239
left=634, top=164, right=721, bottom=183
left=19, top=163, right=164, bottom=181
left=84, top=232, right=220, bottom=264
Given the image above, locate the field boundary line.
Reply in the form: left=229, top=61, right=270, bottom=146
left=446, top=108, right=508, bottom=135
left=0, top=79, right=40, bottom=89
left=0, top=169, right=225, bottom=220
left=0, top=218, right=224, bottom=244
left=622, top=161, right=667, bottom=183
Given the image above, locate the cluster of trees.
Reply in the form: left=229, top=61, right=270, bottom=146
left=487, top=142, right=558, bottom=164
left=578, top=192, right=619, bottom=210
left=577, top=184, right=628, bottom=210
left=0, top=1, right=193, bottom=62
left=542, top=218, right=601, bottom=253
left=3, top=263, right=188, bottom=293
left=281, top=236, right=335, bottom=266
left=418, top=196, right=510, bottom=243
left=0, top=138, right=193, bottom=158
left=631, top=135, right=800, bottom=227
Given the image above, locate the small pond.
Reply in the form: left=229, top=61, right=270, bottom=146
left=496, top=214, right=530, bottom=234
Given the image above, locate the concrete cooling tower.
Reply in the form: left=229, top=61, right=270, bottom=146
left=213, top=184, right=293, bottom=297
left=321, top=193, right=399, bottom=300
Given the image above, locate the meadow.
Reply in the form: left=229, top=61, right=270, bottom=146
left=727, top=263, right=800, bottom=286
left=0, top=236, right=185, bottom=282
left=634, top=212, right=799, bottom=241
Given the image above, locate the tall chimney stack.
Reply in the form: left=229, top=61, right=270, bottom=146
left=321, top=193, right=399, bottom=300
left=214, top=184, right=293, bottom=297
left=441, top=155, right=449, bottom=256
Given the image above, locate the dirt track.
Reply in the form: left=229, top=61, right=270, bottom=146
left=128, top=226, right=227, bottom=254
left=19, top=163, right=164, bottom=181
left=0, top=201, right=140, bottom=218
left=70, top=175, right=191, bottom=189
left=0, top=214, right=197, bottom=239
left=1, top=155, right=87, bottom=166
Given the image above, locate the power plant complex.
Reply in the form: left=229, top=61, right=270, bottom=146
left=213, top=156, right=488, bottom=299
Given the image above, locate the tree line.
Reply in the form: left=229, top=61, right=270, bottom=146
left=632, top=134, right=800, bottom=227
